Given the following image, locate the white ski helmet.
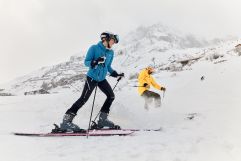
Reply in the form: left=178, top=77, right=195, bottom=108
left=100, top=32, right=119, bottom=44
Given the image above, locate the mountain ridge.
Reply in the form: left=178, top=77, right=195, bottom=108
left=1, top=24, right=240, bottom=95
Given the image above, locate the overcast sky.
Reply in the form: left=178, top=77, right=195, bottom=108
left=1, top=0, right=241, bottom=84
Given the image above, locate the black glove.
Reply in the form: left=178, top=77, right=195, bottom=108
left=91, top=57, right=105, bottom=68
left=110, top=71, right=124, bottom=78
left=118, top=73, right=124, bottom=77
left=160, top=87, right=166, bottom=91
left=143, top=83, right=148, bottom=87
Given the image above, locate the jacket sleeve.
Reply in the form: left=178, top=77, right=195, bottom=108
left=84, top=45, right=95, bottom=67
left=107, top=53, right=114, bottom=74
left=138, top=71, right=147, bottom=86
left=150, top=75, right=162, bottom=90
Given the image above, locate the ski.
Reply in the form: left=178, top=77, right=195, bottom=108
left=13, top=129, right=134, bottom=137
left=13, top=128, right=162, bottom=137
left=97, top=128, right=162, bottom=132
left=90, top=121, right=162, bottom=132
left=13, top=123, right=161, bottom=137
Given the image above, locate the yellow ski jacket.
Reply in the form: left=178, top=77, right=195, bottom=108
left=138, top=68, right=163, bottom=95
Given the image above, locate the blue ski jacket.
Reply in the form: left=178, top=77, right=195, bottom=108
left=84, top=41, right=115, bottom=82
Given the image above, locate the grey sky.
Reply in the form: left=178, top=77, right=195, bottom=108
left=1, top=0, right=241, bottom=84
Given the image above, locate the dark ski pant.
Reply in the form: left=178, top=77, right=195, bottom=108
left=66, top=76, right=115, bottom=115
left=142, top=90, right=161, bottom=108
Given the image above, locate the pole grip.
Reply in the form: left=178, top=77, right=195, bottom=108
left=117, top=76, right=122, bottom=81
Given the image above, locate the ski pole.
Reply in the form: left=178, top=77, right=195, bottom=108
left=112, top=76, right=122, bottom=91
left=162, top=91, right=165, bottom=105
left=131, top=85, right=144, bottom=87
left=87, top=84, right=98, bottom=138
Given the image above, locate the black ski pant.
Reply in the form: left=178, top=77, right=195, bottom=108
left=66, top=76, right=115, bottom=115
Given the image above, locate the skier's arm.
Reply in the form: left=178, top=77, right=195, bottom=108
left=150, top=76, right=162, bottom=90
left=138, top=71, right=148, bottom=86
left=107, top=54, right=124, bottom=78
left=107, top=54, right=114, bottom=74
left=84, top=46, right=95, bottom=67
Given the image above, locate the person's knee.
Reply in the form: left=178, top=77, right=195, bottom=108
left=154, top=93, right=160, bottom=99
left=107, top=93, right=115, bottom=101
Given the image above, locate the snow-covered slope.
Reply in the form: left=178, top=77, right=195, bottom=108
left=1, top=24, right=241, bottom=161
left=0, top=51, right=241, bottom=161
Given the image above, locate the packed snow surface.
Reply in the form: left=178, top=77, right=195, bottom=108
left=1, top=55, right=241, bottom=161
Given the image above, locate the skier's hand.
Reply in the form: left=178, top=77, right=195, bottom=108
left=160, top=87, right=166, bottom=91
left=143, top=83, right=148, bottom=87
left=118, top=73, right=124, bottom=77
left=91, top=60, right=98, bottom=68
left=96, top=56, right=105, bottom=64
left=110, top=71, right=124, bottom=78
left=91, top=57, right=106, bottom=68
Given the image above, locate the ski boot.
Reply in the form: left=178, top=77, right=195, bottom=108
left=96, top=112, right=121, bottom=129
left=59, top=113, right=85, bottom=133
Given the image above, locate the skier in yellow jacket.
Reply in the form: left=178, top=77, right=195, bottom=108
left=138, top=66, right=166, bottom=109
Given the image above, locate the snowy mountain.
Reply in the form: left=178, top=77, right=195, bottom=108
left=121, top=23, right=209, bottom=50
left=1, top=24, right=235, bottom=95
left=1, top=55, right=88, bottom=95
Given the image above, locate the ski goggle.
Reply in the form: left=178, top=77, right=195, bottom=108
left=110, top=34, right=119, bottom=44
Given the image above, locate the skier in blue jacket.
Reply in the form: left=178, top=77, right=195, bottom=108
left=60, top=32, right=124, bottom=132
